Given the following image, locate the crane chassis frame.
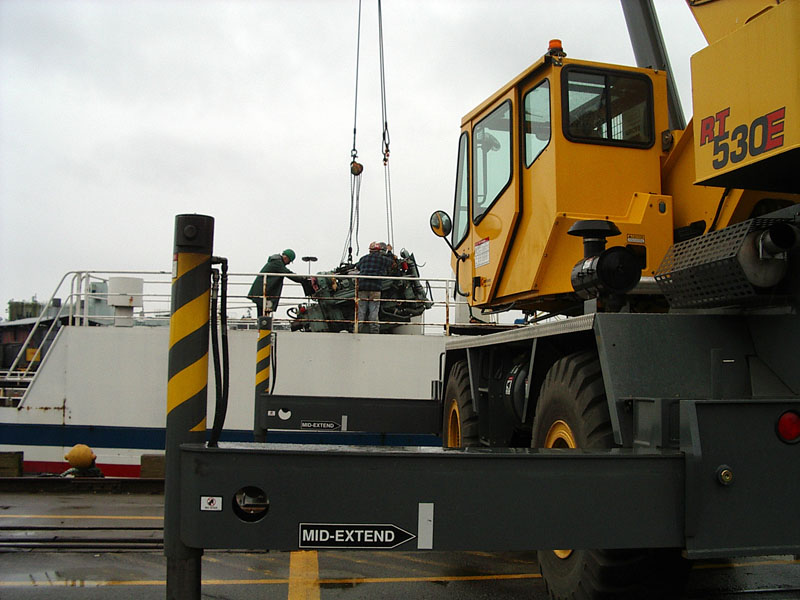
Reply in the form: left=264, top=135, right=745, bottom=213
left=178, top=311, right=800, bottom=559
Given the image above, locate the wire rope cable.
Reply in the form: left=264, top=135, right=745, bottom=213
left=342, top=0, right=396, bottom=261
left=343, top=0, right=364, bottom=265
left=351, top=0, right=362, bottom=162
left=377, top=0, right=394, bottom=250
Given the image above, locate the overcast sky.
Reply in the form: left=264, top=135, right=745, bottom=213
left=0, top=0, right=706, bottom=318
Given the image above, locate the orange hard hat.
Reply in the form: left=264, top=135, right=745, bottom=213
left=64, top=444, right=96, bottom=469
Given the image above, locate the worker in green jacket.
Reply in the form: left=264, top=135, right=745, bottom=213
left=248, top=249, right=303, bottom=315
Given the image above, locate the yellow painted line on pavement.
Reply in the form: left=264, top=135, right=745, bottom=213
left=0, top=579, right=286, bottom=587
left=320, top=573, right=543, bottom=584
left=288, top=550, right=321, bottom=600
left=0, top=573, right=541, bottom=588
left=0, top=514, right=162, bottom=520
left=2, top=557, right=798, bottom=589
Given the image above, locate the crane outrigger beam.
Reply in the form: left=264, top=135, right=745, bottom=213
left=179, top=443, right=685, bottom=552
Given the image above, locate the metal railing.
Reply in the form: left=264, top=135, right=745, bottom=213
left=1, top=268, right=521, bottom=397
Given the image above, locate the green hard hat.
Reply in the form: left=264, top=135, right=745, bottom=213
left=282, top=249, right=296, bottom=263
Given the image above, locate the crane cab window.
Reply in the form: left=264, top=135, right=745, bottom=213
left=562, top=67, right=653, bottom=148
left=524, top=79, right=551, bottom=167
left=452, top=132, right=469, bottom=248
left=473, top=100, right=512, bottom=224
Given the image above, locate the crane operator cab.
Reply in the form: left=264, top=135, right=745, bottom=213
left=434, top=27, right=800, bottom=319
left=432, top=40, right=673, bottom=316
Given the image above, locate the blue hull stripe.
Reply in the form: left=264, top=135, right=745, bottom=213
left=0, top=423, right=438, bottom=449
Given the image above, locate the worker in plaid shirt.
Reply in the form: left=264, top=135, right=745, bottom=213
left=356, top=242, right=394, bottom=333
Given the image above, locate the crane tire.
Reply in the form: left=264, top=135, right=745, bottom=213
left=443, top=360, right=479, bottom=448
left=532, top=351, right=689, bottom=600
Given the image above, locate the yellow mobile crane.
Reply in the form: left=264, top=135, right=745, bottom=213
left=427, top=0, right=800, bottom=596
left=433, top=1, right=798, bottom=315
left=165, top=2, right=800, bottom=599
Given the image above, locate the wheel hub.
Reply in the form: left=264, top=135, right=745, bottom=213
left=446, top=400, right=461, bottom=448
left=544, top=419, right=577, bottom=449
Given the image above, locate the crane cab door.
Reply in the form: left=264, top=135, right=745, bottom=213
left=451, top=131, right=472, bottom=297
left=451, top=95, right=520, bottom=305
left=450, top=70, right=555, bottom=307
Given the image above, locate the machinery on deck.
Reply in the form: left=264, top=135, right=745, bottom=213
left=288, top=249, right=432, bottom=333
left=165, top=2, right=800, bottom=599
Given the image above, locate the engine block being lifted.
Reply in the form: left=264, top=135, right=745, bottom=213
left=289, top=249, right=433, bottom=333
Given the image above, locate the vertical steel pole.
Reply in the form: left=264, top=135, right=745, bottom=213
left=165, top=214, right=214, bottom=600
left=253, top=313, right=273, bottom=442
left=354, top=278, right=360, bottom=333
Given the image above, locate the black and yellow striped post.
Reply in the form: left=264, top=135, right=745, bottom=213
left=253, top=313, right=273, bottom=442
left=165, top=214, right=214, bottom=600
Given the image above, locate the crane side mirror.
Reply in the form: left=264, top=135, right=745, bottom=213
left=430, top=211, right=452, bottom=238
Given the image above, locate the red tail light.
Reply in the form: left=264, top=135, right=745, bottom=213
left=777, top=410, right=800, bottom=444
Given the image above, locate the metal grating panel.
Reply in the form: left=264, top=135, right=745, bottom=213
left=655, top=218, right=790, bottom=308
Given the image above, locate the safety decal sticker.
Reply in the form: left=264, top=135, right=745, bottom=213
left=475, top=238, right=490, bottom=267
left=267, top=409, right=292, bottom=420
left=200, top=496, right=223, bottom=512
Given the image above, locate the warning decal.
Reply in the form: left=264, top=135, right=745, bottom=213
left=475, top=238, right=490, bottom=267
left=200, top=496, right=222, bottom=512
left=298, top=523, right=415, bottom=549
left=301, top=420, right=341, bottom=431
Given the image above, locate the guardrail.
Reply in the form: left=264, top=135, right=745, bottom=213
left=1, top=268, right=519, bottom=392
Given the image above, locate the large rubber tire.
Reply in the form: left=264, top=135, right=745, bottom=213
left=532, top=351, right=689, bottom=600
left=443, top=360, right=479, bottom=448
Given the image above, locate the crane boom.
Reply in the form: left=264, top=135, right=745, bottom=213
left=620, top=0, right=685, bottom=130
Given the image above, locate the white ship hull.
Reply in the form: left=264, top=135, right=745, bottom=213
left=1, top=326, right=444, bottom=476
